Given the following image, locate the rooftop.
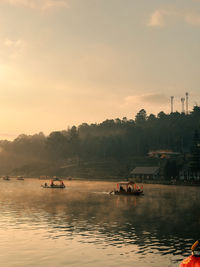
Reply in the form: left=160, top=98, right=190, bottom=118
left=131, top=166, right=160, bottom=175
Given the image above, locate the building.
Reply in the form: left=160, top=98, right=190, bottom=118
left=148, top=150, right=180, bottom=159
left=130, top=166, right=160, bottom=180
left=179, top=166, right=200, bottom=181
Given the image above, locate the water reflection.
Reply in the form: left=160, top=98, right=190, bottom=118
left=0, top=179, right=199, bottom=266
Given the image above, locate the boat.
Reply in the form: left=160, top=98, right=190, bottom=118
left=180, top=240, right=200, bottom=266
left=16, top=176, right=24, bottom=180
left=3, top=176, right=10, bottom=181
left=111, top=181, right=143, bottom=195
left=41, top=178, right=65, bottom=189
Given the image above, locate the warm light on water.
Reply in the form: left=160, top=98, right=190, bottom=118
left=0, top=179, right=199, bottom=266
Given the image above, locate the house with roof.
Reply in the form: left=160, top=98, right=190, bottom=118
left=148, top=150, right=180, bottom=159
left=130, top=166, right=160, bottom=180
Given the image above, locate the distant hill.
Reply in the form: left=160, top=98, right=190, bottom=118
left=0, top=106, right=199, bottom=179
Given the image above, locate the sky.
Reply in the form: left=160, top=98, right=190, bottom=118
left=0, top=0, right=200, bottom=140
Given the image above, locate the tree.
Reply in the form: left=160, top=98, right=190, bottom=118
left=157, top=111, right=167, bottom=120
left=192, top=105, right=200, bottom=117
left=46, top=131, right=67, bottom=159
left=135, top=109, right=147, bottom=125
left=190, top=129, right=200, bottom=175
left=148, top=114, right=156, bottom=122
left=67, top=126, right=80, bottom=158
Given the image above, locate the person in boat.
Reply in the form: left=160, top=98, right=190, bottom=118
left=192, top=240, right=200, bottom=256
left=50, top=180, right=54, bottom=187
left=44, top=182, right=47, bottom=187
left=127, top=186, right=132, bottom=193
left=119, top=185, right=125, bottom=192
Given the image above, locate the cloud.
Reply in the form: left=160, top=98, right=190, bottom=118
left=148, top=8, right=200, bottom=27
left=184, top=13, right=200, bottom=25
left=4, top=38, right=26, bottom=48
left=2, top=0, right=68, bottom=9
left=147, top=10, right=167, bottom=27
left=0, top=38, right=27, bottom=60
left=140, top=93, right=169, bottom=104
left=122, top=93, right=168, bottom=107
left=119, top=93, right=171, bottom=118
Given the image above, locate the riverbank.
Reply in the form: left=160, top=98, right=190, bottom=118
left=132, top=178, right=200, bottom=186
left=6, top=175, right=200, bottom=187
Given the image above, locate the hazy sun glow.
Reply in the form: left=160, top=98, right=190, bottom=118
left=0, top=0, right=200, bottom=139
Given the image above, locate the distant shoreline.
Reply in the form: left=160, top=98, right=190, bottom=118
left=5, top=176, right=200, bottom=186
left=38, top=176, right=200, bottom=186
left=132, top=178, right=200, bottom=186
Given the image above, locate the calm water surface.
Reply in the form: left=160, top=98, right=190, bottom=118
left=0, top=179, right=199, bottom=267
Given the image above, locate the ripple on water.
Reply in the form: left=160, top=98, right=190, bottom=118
left=0, top=181, right=199, bottom=266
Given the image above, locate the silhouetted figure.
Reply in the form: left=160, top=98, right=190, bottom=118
left=120, top=186, right=124, bottom=192
left=127, top=186, right=132, bottom=193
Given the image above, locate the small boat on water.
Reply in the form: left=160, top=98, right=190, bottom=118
left=180, top=240, right=200, bottom=266
left=3, top=176, right=10, bottom=181
left=111, top=181, right=143, bottom=196
left=41, top=178, right=65, bottom=189
left=17, top=176, right=24, bottom=180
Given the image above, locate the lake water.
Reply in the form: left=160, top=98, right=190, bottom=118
left=0, top=179, right=199, bottom=267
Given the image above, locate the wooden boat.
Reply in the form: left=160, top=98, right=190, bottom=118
left=41, top=184, right=65, bottom=189
left=17, top=176, right=24, bottom=180
left=41, top=178, right=65, bottom=189
left=3, top=176, right=10, bottom=181
left=112, top=181, right=143, bottom=196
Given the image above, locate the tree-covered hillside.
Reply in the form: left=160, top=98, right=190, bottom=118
left=0, top=106, right=200, bottom=178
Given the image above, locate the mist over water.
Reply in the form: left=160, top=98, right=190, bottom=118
left=0, top=179, right=199, bottom=267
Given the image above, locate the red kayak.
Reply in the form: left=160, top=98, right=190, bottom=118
left=180, top=255, right=200, bottom=266
left=180, top=241, right=200, bottom=266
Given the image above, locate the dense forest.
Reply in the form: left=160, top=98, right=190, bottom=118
left=0, top=106, right=200, bottom=178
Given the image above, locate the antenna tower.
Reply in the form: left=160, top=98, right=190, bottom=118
left=170, top=96, right=174, bottom=113
left=181, top=97, right=185, bottom=113
left=185, top=92, right=189, bottom=115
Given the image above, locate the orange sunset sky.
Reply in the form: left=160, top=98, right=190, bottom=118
left=0, top=0, right=200, bottom=139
